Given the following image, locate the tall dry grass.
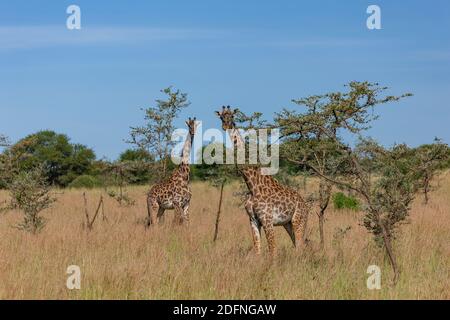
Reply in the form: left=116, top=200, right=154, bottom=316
left=0, top=173, right=449, bottom=299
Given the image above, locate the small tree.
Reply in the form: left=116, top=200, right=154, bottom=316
left=414, top=138, right=449, bottom=204
left=212, top=176, right=227, bottom=243
left=7, top=165, right=55, bottom=234
left=128, top=87, right=190, bottom=180
left=82, top=192, right=106, bottom=231
left=277, top=81, right=413, bottom=283
left=101, top=161, right=137, bottom=207
left=194, top=143, right=238, bottom=242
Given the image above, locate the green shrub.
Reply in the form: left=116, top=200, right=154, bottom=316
left=68, top=175, right=101, bottom=189
left=333, top=192, right=360, bottom=211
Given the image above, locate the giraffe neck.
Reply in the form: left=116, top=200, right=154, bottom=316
left=171, top=162, right=190, bottom=183
left=228, top=127, right=261, bottom=195
left=169, top=131, right=192, bottom=183
left=181, top=132, right=193, bottom=165
left=229, top=127, right=246, bottom=168
left=228, top=127, right=245, bottom=151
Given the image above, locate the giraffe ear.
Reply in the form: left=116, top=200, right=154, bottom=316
left=215, top=111, right=221, bottom=116
left=185, top=120, right=189, bottom=126
left=233, top=108, right=239, bottom=114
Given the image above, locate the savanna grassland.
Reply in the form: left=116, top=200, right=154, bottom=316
left=0, top=174, right=449, bottom=300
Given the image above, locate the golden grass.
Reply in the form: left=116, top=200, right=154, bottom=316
left=0, top=173, right=449, bottom=300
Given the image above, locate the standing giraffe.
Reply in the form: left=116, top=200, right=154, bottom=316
left=146, top=117, right=198, bottom=227
left=215, top=106, right=309, bottom=257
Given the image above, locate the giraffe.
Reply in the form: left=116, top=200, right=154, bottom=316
left=215, top=106, right=309, bottom=257
left=146, top=117, right=198, bottom=227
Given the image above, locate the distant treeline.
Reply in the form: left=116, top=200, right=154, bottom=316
left=1, top=129, right=449, bottom=190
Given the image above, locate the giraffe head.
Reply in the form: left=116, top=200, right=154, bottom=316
left=215, top=106, right=239, bottom=130
left=185, top=117, right=198, bottom=136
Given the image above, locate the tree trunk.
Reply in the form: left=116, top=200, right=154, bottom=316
left=423, top=179, right=430, bottom=205
left=213, top=182, right=225, bottom=242
left=318, top=210, right=325, bottom=249
left=318, top=182, right=331, bottom=250
left=380, top=221, right=399, bottom=284
left=83, top=192, right=92, bottom=230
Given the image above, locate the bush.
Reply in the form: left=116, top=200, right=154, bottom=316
left=8, top=165, right=55, bottom=234
left=333, top=192, right=360, bottom=211
left=68, top=175, right=101, bottom=189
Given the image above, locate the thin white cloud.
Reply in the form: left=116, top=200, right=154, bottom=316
left=411, top=50, right=450, bottom=62
left=0, top=25, right=390, bottom=53
left=0, top=26, right=221, bottom=51
left=259, top=38, right=380, bottom=48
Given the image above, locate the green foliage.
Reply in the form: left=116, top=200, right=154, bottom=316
left=359, top=143, right=420, bottom=247
left=106, top=189, right=135, bottom=207
left=333, top=192, right=360, bottom=211
left=234, top=110, right=268, bottom=129
left=273, top=167, right=305, bottom=190
left=128, top=87, right=190, bottom=180
left=100, top=162, right=137, bottom=206
left=192, top=143, right=238, bottom=186
left=5, top=130, right=95, bottom=187
left=68, top=175, right=102, bottom=189
left=276, top=81, right=413, bottom=282
left=118, top=149, right=154, bottom=184
left=119, top=148, right=154, bottom=162
left=5, top=165, right=55, bottom=234
left=412, top=138, right=450, bottom=203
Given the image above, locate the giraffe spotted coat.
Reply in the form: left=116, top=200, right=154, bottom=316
left=146, top=118, right=197, bottom=226
left=216, top=106, right=310, bottom=257
left=146, top=163, right=191, bottom=225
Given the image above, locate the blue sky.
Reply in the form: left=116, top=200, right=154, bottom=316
left=0, top=0, right=449, bottom=159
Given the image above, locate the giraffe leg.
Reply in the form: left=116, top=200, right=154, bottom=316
left=292, top=208, right=308, bottom=249
left=245, top=198, right=261, bottom=254
left=172, top=206, right=183, bottom=225
left=181, top=203, right=190, bottom=225
left=146, top=198, right=159, bottom=228
left=283, top=222, right=296, bottom=247
left=157, top=207, right=165, bottom=224
left=261, top=216, right=276, bottom=258
left=249, top=218, right=262, bottom=255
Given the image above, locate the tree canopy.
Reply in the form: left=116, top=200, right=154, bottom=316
left=5, top=130, right=96, bottom=187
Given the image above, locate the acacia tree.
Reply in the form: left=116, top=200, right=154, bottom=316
left=278, top=97, right=349, bottom=249
left=414, top=138, right=449, bottom=204
left=276, top=81, right=414, bottom=283
left=1, top=138, right=56, bottom=233
left=100, top=161, right=138, bottom=207
left=128, top=87, right=190, bottom=180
